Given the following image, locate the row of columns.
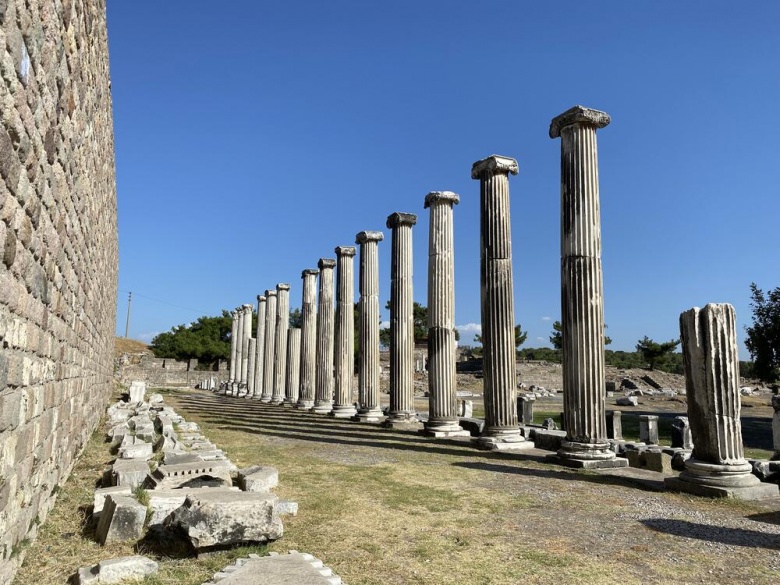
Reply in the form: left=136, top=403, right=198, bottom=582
left=224, top=105, right=628, bottom=465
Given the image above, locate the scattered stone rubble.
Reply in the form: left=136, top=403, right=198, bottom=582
left=202, top=551, right=344, bottom=585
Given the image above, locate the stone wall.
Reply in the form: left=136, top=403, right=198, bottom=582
left=0, top=1, right=117, bottom=582
left=117, top=357, right=228, bottom=388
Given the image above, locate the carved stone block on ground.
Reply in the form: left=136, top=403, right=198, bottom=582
left=145, top=460, right=233, bottom=490
left=238, top=466, right=279, bottom=492
left=78, top=555, right=158, bottom=584
left=95, top=495, right=147, bottom=545
left=201, top=551, right=343, bottom=585
left=129, top=381, right=147, bottom=403
left=93, top=486, right=132, bottom=517
left=112, top=459, right=151, bottom=489
left=147, top=487, right=240, bottom=527
left=167, top=491, right=283, bottom=550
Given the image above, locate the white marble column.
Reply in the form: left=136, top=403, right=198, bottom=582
left=331, top=246, right=357, bottom=418
left=666, top=304, right=776, bottom=498
left=251, top=295, right=266, bottom=399
left=312, top=258, right=336, bottom=414
left=383, top=212, right=420, bottom=428
left=239, top=304, right=253, bottom=393
left=246, top=338, right=257, bottom=397
left=296, top=269, right=319, bottom=409
left=423, top=191, right=469, bottom=437
left=353, top=231, right=385, bottom=422
left=228, top=309, right=238, bottom=393
left=471, top=155, right=530, bottom=450
left=234, top=306, right=247, bottom=395
left=285, top=328, right=302, bottom=406
left=271, top=283, right=291, bottom=404
left=550, top=106, right=621, bottom=467
left=260, top=289, right=277, bottom=403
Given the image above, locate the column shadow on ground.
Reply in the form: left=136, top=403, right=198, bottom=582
left=639, top=518, right=780, bottom=549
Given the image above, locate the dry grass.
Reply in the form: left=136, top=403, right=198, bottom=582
left=115, top=337, right=151, bottom=357
left=15, top=387, right=780, bottom=585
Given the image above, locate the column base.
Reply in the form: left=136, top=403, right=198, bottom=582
left=663, top=458, right=776, bottom=498
left=249, top=393, right=263, bottom=400
left=550, top=440, right=626, bottom=468
left=473, top=430, right=534, bottom=451
left=295, top=400, right=315, bottom=410
left=329, top=405, right=357, bottom=418
left=352, top=409, right=384, bottom=423
left=382, top=413, right=421, bottom=429
left=282, top=399, right=296, bottom=408
left=269, top=396, right=284, bottom=405
left=420, top=424, right=471, bottom=438
left=259, top=394, right=272, bottom=403
left=310, top=401, right=333, bottom=414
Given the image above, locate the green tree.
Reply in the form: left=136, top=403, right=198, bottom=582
left=380, top=301, right=430, bottom=346
left=635, top=336, right=680, bottom=371
left=550, top=320, right=611, bottom=349
left=150, top=310, right=233, bottom=364
left=745, top=283, right=780, bottom=382
left=474, top=324, right=527, bottom=349
left=289, top=307, right=303, bottom=328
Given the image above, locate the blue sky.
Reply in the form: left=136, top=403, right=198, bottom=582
left=108, top=1, right=779, bottom=355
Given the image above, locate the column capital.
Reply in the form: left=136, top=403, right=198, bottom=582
left=471, top=155, right=519, bottom=179
left=424, top=191, right=460, bottom=208
left=386, top=212, right=417, bottom=229
left=356, top=230, right=384, bottom=244
left=318, top=258, right=336, bottom=270
left=302, top=268, right=319, bottom=278
left=335, top=245, right=357, bottom=258
left=242, top=303, right=254, bottom=310
left=257, top=295, right=266, bottom=302
left=549, top=105, right=610, bottom=139
left=265, top=289, right=277, bottom=297
left=276, top=283, right=291, bottom=292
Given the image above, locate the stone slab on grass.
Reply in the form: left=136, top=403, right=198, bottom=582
left=238, top=465, right=279, bottom=492
left=167, top=491, right=283, bottom=550
left=146, top=487, right=240, bottom=526
left=202, top=551, right=344, bottom=585
left=78, top=555, right=158, bottom=584
left=93, top=486, right=132, bottom=516
left=95, top=495, right=147, bottom=545
left=112, top=459, right=150, bottom=488
left=145, top=460, right=233, bottom=490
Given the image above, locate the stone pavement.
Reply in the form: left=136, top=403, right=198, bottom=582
left=203, top=551, right=344, bottom=584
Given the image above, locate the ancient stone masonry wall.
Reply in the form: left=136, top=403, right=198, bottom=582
left=0, top=1, right=117, bottom=583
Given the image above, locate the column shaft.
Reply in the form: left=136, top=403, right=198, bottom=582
left=228, top=311, right=238, bottom=387
left=247, top=338, right=257, bottom=396
left=286, top=328, right=302, bottom=405
left=312, top=259, right=336, bottom=413
left=252, top=296, right=266, bottom=398
left=331, top=247, right=357, bottom=417
left=272, top=284, right=291, bottom=404
left=240, top=304, right=252, bottom=389
left=296, top=269, right=319, bottom=409
left=261, top=291, right=277, bottom=402
left=423, top=192, right=468, bottom=437
left=354, top=231, right=384, bottom=422
left=384, top=213, right=419, bottom=427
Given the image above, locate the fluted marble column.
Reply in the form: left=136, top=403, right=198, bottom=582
left=471, top=155, right=529, bottom=450
left=665, top=304, right=776, bottom=498
left=296, top=269, right=319, bottom=409
left=550, top=106, right=621, bottom=467
left=285, top=328, right=302, bottom=405
left=228, top=310, right=238, bottom=392
left=239, top=304, right=253, bottom=392
left=423, top=191, right=469, bottom=437
left=246, top=338, right=257, bottom=396
left=353, top=231, right=385, bottom=422
left=251, top=295, right=267, bottom=399
left=383, top=212, right=420, bottom=428
left=260, top=290, right=277, bottom=403
left=271, top=283, right=291, bottom=404
left=331, top=246, right=358, bottom=418
left=312, top=258, right=336, bottom=414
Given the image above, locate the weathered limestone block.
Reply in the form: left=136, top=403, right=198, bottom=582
left=201, top=552, right=344, bottom=585
left=167, top=492, right=283, bottom=550
left=93, top=486, right=132, bottom=517
left=666, top=303, right=778, bottom=499
left=606, top=410, right=623, bottom=440
left=146, top=487, right=240, bottom=527
left=671, top=416, right=693, bottom=450
left=95, top=495, right=147, bottom=545
left=111, top=459, right=150, bottom=489
left=78, top=555, right=159, bottom=584
left=128, top=381, right=146, bottom=403
left=238, top=465, right=279, bottom=492
left=616, top=396, right=638, bottom=407
left=144, top=461, right=233, bottom=490
left=773, top=395, right=780, bottom=457
left=154, top=415, right=175, bottom=438
left=118, top=438, right=153, bottom=460
left=517, top=395, right=535, bottom=425
left=639, top=415, right=659, bottom=445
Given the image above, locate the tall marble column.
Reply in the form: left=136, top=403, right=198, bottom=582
left=665, top=304, right=776, bottom=498
left=383, top=212, right=420, bottom=428
left=550, top=106, right=622, bottom=467
left=422, top=191, right=469, bottom=437
left=228, top=309, right=238, bottom=392
left=353, top=231, right=385, bottom=422
left=330, top=246, right=357, bottom=418
left=260, top=289, right=277, bottom=403
left=312, top=258, right=336, bottom=414
left=296, top=269, right=319, bottom=409
left=251, top=295, right=267, bottom=399
left=285, top=328, right=302, bottom=406
left=246, top=338, right=257, bottom=396
left=471, top=155, right=530, bottom=450
left=233, top=306, right=246, bottom=395
left=271, top=283, right=291, bottom=404
left=239, top=304, right=253, bottom=394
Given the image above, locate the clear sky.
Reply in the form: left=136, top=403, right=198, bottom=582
left=107, top=1, right=780, bottom=356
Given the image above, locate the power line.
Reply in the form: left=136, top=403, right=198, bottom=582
left=117, top=289, right=211, bottom=315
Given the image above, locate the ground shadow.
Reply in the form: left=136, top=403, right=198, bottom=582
left=640, top=518, right=780, bottom=549
left=747, top=511, right=780, bottom=526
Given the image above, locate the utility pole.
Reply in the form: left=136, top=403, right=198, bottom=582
left=125, top=291, right=132, bottom=338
